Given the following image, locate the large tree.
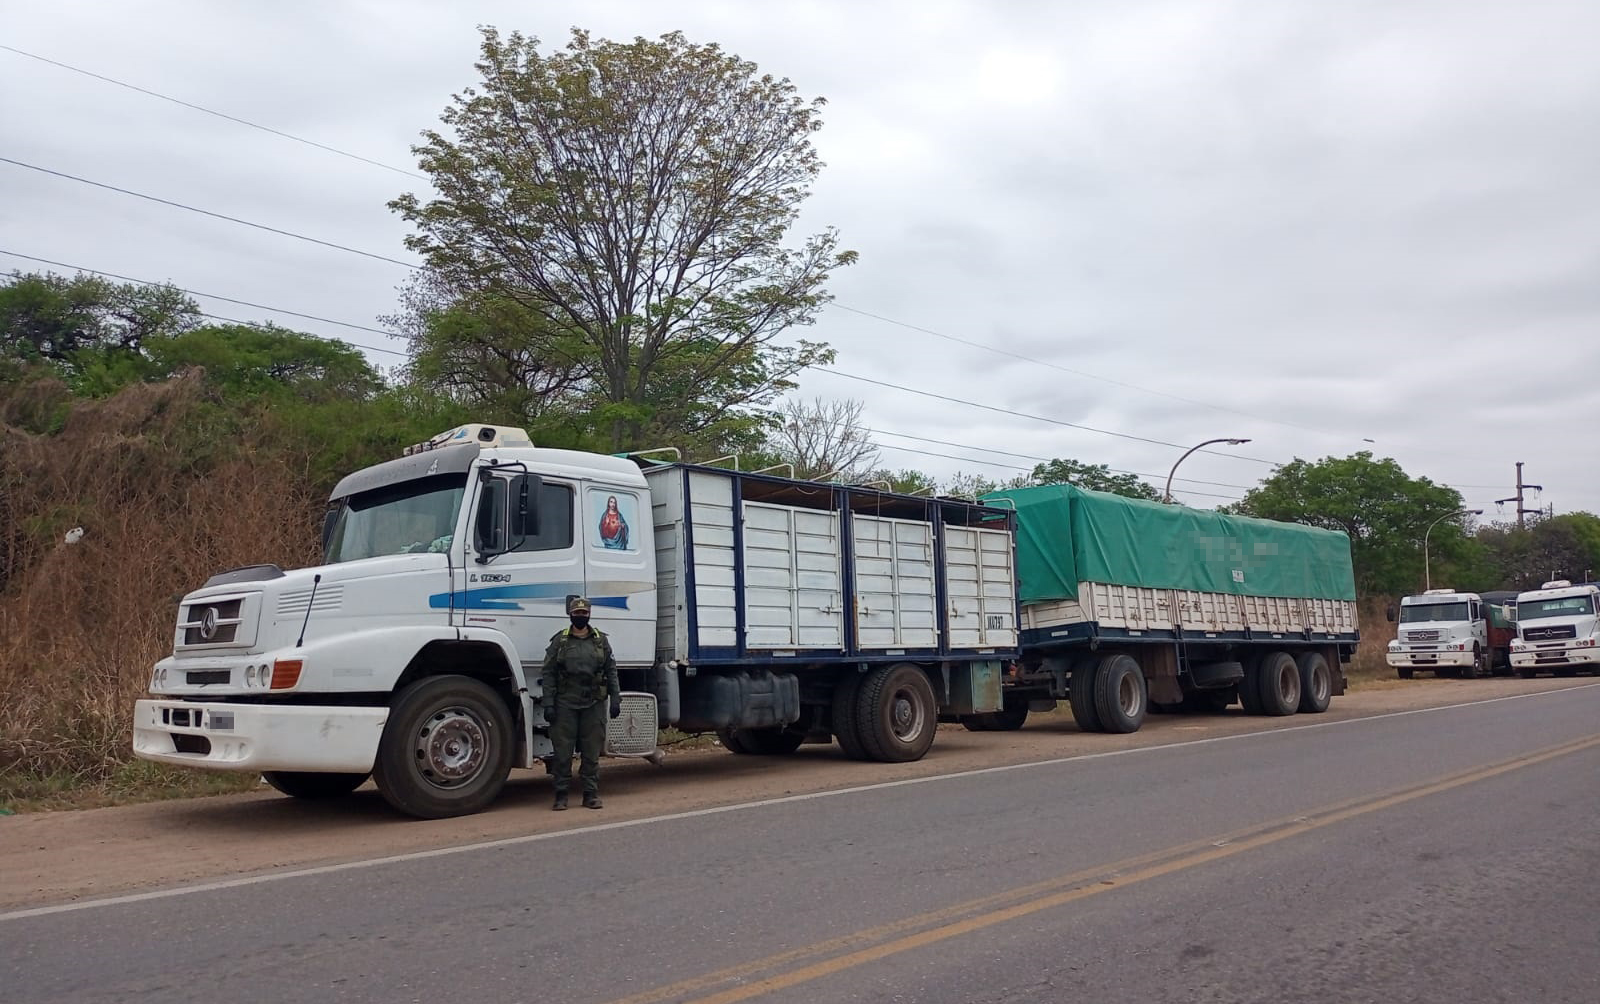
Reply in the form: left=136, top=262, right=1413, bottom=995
left=1029, top=457, right=1162, bottom=501
left=1227, top=451, right=1466, bottom=596
left=1, top=270, right=198, bottom=382
left=1475, top=513, right=1600, bottom=590
left=390, top=28, right=854, bottom=453
left=760, top=396, right=880, bottom=481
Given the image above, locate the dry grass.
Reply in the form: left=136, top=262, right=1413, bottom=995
left=0, top=376, right=321, bottom=803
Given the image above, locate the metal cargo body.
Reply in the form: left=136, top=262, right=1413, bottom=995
left=644, top=465, right=1019, bottom=666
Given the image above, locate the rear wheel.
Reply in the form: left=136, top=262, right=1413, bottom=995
left=1296, top=652, right=1332, bottom=714
left=262, top=770, right=369, bottom=800
left=1257, top=651, right=1301, bottom=716
left=719, top=727, right=804, bottom=755
left=855, top=663, right=938, bottom=763
left=1239, top=654, right=1266, bottom=714
left=1093, top=654, right=1146, bottom=734
left=831, top=672, right=868, bottom=760
left=373, top=675, right=514, bottom=819
left=1069, top=657, right=1103, bottom=733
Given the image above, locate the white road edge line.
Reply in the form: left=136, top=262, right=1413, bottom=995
left=4, top=681, right=1597, bottom=922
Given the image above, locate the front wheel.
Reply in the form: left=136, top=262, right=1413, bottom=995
left=373, top=675, right=514, bottom=819
left=262, top=770, right=369, bottom=800
left=1397, top=666, right=1415, bottom=680
left=855, top=663, right=937, bottom=762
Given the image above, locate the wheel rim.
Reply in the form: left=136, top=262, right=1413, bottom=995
left=1278, top=664, right=1300, bottom=704
left=1117, top=671, right=1142, bottom=717
left=889, top=687, right=927, bottom=743
left=414, top=706, right=489, bottom=789
left=1312, top=665, right=1330, bottom=703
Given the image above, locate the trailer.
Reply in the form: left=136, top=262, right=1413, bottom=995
left=981, top=484, right=1359, bottom=733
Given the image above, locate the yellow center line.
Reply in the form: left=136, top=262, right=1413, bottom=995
left=605, top=733, right=1600, bottom=1004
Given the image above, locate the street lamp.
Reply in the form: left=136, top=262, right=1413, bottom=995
left=1423, top=508, right=1483, bottom=591
left=1164, top=438, right=1252, bottom=503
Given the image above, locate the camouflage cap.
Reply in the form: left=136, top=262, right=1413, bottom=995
left=566, top=596, right=592, bottom=614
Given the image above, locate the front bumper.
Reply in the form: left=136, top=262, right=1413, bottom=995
left=1509, top=647, right=1600, bottom=670
left=133, top=700, right=387, bottom=772
left=1386, top=649, right=1474, bottom=668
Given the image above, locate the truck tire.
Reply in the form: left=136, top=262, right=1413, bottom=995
left=372, top=675, right=514, bottom=820
left=831, top=672, right=869, bottom=760
left=262, top=770, right=369, bottom=800
left=854, top=663, right=938, bottom=762
left=1239, top=655, right=1265, bottom=714
left=1069, top=657, right=1103, bottom=733
left=1463, top=645, right=1486, bottom=680
left=1396, top=666, right=1414, bottom=680
left=1257, top=651, right=1301, bottom=716
left=720, top=727, right=804, bottom=755
left=1093, top=654, right=1146, bottom=734
left=1295, top=652, right=1332, bottom=714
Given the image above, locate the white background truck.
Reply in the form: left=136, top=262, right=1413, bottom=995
left=1384, top=589, right=1514, bottom=679
left=1509, top=580, right=1600, bottom=678
left=134, top=424, right=1019, bottom=817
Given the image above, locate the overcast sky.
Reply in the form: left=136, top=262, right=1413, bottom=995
left=4, top=0, right=1596, bottom=513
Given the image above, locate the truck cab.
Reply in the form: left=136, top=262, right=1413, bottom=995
left=1386, top=589, right=1493, bottom=678
left=1509, top=580, right=1600, bottom=678
left=134, top=424, right=664, bottom=818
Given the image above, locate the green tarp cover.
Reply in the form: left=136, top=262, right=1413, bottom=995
left=983, top=484, right=1357, bottom=604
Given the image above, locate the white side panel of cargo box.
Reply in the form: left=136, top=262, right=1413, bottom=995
left=743, top=501, right=844, bottom=650
left=853, top=514, right=938, bottom=649
left=945, top=526, right=1018, bottom=648
left=688, top=472, right=738, bottom=649
left=1020, top=597, right=1091, bottom=635
left=645, top=468, right=687, bottom=660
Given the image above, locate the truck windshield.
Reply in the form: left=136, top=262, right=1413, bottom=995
left=1399, top=602, right=1469, bottom=623
left=1517, top=595, right=1595, bottom=620
left=325, top=473, right=467, bottom=564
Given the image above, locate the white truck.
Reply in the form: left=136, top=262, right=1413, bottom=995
left=1384, top=588, right=1511, bottom=679
left=1509, top=579, right=1600, bottom=678
left=133, top=424, right=1018, bottom=818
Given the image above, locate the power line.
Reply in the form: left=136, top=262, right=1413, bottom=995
left=0, top=250, right=407, bottom=347
left=0, top=157, right=419, bottom=269
left=818, top=367, right=1281, bottom=465
left=829, top=301, right=1349, bottom=438
left=0, top=44, right=426, bottom=180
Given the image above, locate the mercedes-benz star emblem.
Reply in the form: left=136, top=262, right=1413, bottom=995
left=199, top=606, right=219, bottom=641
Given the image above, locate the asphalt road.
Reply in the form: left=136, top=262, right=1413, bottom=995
left=6, top=685, right=1599, bottom=1004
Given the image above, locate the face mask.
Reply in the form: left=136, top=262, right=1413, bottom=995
left=570, top=615, right=590, bottom=630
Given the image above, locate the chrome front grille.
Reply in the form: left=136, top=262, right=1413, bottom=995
left=181, top=598, right=243, bottom=646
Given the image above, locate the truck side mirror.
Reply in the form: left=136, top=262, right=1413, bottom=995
left=474, top=475, right=508, bottom=562
left=510, top=474, right=543, bottom=542
left=1385, top=604, right=1397, bottom=623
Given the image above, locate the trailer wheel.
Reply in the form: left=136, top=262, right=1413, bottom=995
left=1093, top=654, right=1146, bottom=733
left=1295, top=652, right=1332, bottom=714
left=719, top=727, right=804, bottom=755
left=855, top=663, right=938, bottom=762
left=1257, top=651, right=1301, bottom=716
left=831, top=672, right=869, bottom=759
left=372, top=675, right=513, bottom=819
left=1239, top=655, right=1265, bottom=714
left=262, top=771, right=370, bottom=800
left=1068, top=657, right=1103, bottom=733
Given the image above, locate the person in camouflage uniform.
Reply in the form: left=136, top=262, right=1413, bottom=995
left=541, top=596, right=620, bottom=810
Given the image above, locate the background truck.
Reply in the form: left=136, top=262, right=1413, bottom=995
left=1509, top=579, right=1600, bottom=678
left=133, top=425, right=1361, bottom=819
left=980, top=484, right=1358, bottom=733
left=1384, top=588, right=1517, bottom=679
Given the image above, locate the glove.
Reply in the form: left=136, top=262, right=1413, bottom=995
left=541, top=702, right=553, bottom=720
left=609, top=695, right=621, bottom=719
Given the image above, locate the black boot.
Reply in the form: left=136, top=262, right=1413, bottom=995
left=553, top=792, right=569, bottom=811
left=583, top=792, right=602, bottom=810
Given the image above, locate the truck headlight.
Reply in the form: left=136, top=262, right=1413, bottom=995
left=1387, top=641, right=1400, bottom=651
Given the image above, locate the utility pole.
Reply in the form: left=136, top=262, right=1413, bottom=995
left=1494, top=462, right=1544, bottom=529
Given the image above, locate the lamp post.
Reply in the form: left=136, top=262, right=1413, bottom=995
left=1164, top=438, right=1252, bottom=503
left=1423, top=508, right=1483, bottom=591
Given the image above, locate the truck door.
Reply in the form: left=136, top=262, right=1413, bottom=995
left=460, top=474, right=581, bottom=676
left=579, top=484, right=655, bottom=668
